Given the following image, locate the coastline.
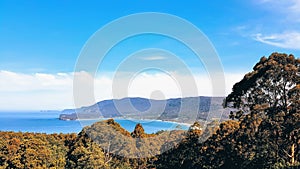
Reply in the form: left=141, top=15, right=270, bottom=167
left=73, top=117, right=192, bottom=127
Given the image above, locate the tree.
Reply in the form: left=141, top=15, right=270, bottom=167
left=131, top=123, right=146, bottom=138
left=224, top=53, right=300, bottom=166
left=66, top=131, right=106, bottom=169
left=225, top=53, right=299, bottom=119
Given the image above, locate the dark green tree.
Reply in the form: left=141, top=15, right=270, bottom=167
left=224, top=53, right=300, bottom=167
left=225, top=53, right=299, bottom=120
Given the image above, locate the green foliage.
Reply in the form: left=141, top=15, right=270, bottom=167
left=66, top=131, right=106, bottom=169
left=156, top=53, right=300, bottom=169
left=223, top=52, right=300, bottom=168
left=78, top=119, right=186, bottom=168
left=225, top=53, right=300, bottom=119
left=0, top=132, right=76, bottom=169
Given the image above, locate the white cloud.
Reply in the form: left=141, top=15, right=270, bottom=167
left=254, top=31, right=300, bottom=49
left=0, top=71, right=73, bottom=92
left=0, top=70, right=244, bottom=110
left=0, top=71, right=74, bottom=110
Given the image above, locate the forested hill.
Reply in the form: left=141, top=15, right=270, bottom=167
left=59, top=96, right=229, bottom=123
left=0, top=119, right=218, bottom=169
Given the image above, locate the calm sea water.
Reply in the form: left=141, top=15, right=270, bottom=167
left=0, top=112, right=188, bottom=134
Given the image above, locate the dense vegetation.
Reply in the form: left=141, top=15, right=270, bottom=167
left=0, top=120, right=191, bottom=169
left=0, top=53, right=299, bottom=168
left=156, top=53, right=300, bottom=168
left=0, top=132, right=76, bottom=168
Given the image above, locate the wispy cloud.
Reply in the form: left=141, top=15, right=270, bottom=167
left=0, top=70, right=244, bottom=110
left=248, top=1, right=300, bottom=49
left=254, top=31, right=300, bottom=49
left=139, top=56, right=166, bottom=61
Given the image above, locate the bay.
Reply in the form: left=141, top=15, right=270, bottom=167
left=0, top=112, right=189, bottom=134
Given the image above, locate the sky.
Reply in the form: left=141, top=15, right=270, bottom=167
left=1, top=0, right=300, bottom=110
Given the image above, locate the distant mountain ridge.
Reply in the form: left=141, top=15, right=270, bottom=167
left=59, top=96, right=230, bottom=123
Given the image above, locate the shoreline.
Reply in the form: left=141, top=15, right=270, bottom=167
left=73, top=117, right=193, bottom=127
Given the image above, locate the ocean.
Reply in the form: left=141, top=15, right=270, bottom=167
left=0, top=111, right=189, bottom=134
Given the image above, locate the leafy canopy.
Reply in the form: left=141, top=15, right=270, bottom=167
left=225, top=52, right=300, bottom=120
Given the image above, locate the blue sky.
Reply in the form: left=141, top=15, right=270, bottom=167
left=1, top=0, right=300, bottom=110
